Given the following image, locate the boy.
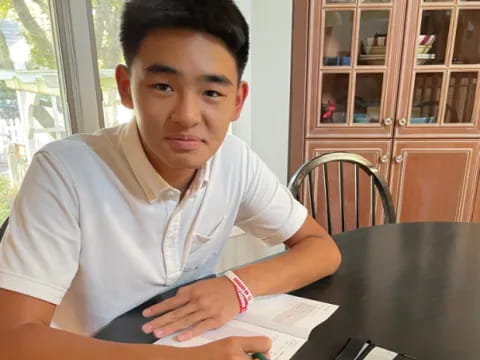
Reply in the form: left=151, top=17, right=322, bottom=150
left=0, top=1, right=341, bottom=359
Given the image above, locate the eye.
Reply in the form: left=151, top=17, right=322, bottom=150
left=153, top=83, right=174, bottom=92
left=204, top=90, right=223, bottom=98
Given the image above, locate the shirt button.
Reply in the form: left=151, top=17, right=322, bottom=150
left=166, top=190, right=176, bottom=199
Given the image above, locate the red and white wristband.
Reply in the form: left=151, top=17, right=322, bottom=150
left=224, top=270, right=254, bottom=313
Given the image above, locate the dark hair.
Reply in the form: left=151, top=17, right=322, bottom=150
left=120, top=0, right=250, bottom=79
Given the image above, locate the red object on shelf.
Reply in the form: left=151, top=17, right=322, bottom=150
left=322, top=101, right=336, bottom=120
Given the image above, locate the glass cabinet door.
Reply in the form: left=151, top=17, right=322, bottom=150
left=308, top=0, right=405, bottom=138
left=396, top=2, right=480, bottom=137
left=322, top=11, right=354, bottom=67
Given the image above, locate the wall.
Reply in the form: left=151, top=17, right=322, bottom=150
left=231, top=0, right=252, bottom=145
left=217, top=0, right=293, bottom=272
left=234, top=0, right=293, bottom=185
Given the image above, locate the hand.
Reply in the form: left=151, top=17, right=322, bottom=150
left=142, top=277, right=240, bottom=341
left=182, top=336, right=271, bottom=360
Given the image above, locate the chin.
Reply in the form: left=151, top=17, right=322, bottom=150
left=167, top=154, right=208, bottom=170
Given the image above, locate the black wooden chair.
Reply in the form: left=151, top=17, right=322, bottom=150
left=288, top=152, right=396, bottom=234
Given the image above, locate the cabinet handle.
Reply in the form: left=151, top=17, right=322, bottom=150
left=395, top=155, right=403, bottom=163
left=398, top=118, right=407, bottom=127
left=384, top=118, right=393, bottom=126
left=380, top=154, right=389, bottom=163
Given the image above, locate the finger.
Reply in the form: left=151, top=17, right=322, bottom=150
left=239, top=336, right=272, bottom=354
left=142, top=302, right=197, bottom=334
left=143, top=292, right=190, bottom=318
left=251, top=352, right=272, bottom=360
left=176, top=318, right=220, bottom=342
left=154, top=310, right=209, bottom=339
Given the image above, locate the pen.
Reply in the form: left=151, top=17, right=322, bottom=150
left=252, top=352, right=268, bottom=360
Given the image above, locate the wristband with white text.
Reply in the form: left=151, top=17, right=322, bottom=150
left=224, top=270, right=254, bottom=313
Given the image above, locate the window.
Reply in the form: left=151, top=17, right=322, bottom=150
left=91, top=0, right=131, bottom=128
left=0, top=0, right=70, bottom=223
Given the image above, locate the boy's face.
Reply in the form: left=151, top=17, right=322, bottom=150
left=116, top=29, right=248, bottom=172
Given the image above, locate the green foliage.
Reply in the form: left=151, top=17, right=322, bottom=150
left=0, top=175, right=16, bottom=223
left=17, top=0, right=55, bottom=69
left=0, top=0, right=123, bottom=69
left=0, top=0, right=12, bottom=19
left=0, top=0, right=124, bottom=69
left=92, top=0, right=123, bottom=68
left=25, top=34, right=55, bottom=69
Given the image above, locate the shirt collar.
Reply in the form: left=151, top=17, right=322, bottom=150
left=191, top=157, right=211, bottom=193
left=120, top=120, right=211, bottom=202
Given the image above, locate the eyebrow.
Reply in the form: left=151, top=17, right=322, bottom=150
left=201, top=74, right=233, bottom=87
left=144, top=64, right=178, bottom=75
left=144, top=63, right=233, bottom=87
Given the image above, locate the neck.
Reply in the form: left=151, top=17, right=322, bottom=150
left=141, top=147, right=198, bottom=197
left=160, top=165, right=197, bottom=195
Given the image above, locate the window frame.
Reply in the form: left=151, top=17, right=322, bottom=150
left=50, top=0, right=104, bottom=134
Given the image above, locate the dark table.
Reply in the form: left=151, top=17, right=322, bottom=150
left=292, top=222, right=480, bottom=360
left=97, top=222, right=480, bottom=359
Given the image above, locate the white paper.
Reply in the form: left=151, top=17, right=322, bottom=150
left=155, top=320, right=306, bottom=360
left=154, top=294, right=339, bottom=360
left=237, top=294, right=339, bottom=339
left=363, top=347, right=398, bottom=360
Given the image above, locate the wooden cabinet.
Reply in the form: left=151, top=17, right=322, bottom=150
left=473, top=156, right=480, bottom=222
left=473, top=185, right=480, bottom=222
left=389, top=140, right=480, bottom=222
left=305, top=140, right=391, bottom=177
left=396, top=2, right=480, bottom=138
left=304, top=0, right=406, bottom=139
left=290, top=0, right=480, bottom=223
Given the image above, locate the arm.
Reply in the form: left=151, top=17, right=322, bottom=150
left=234, top=214, right=341, bottom=296
left=0, top=289, right=271, bottom=360
left=142, top=216, right=341, bottom=341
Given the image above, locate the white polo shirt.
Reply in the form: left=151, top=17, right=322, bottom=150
left=0, top=120, right=307, bottom=336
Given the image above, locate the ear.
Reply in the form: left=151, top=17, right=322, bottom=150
left=115, top=65, right=134, bottom=109
left=231, top=81, right=249, bottom=122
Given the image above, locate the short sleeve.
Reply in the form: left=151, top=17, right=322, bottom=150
left=235, top=145, right=307, bottom=246
left=0, top=151, right=81, bottom=304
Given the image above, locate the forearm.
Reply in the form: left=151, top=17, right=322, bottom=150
left=0, top=323, right=184, bottom=360
left=235, top=234, right=341, bottom=297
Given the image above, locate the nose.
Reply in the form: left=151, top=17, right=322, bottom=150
left=171, top=91, right=201, bottom=128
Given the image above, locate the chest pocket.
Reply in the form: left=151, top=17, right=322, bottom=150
left=194, top=215, right=225, bottom=244
left=184, top=215, right=225, bottom=273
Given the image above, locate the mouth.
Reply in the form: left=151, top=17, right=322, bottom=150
left=165, top=135, right=204, bottom=151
